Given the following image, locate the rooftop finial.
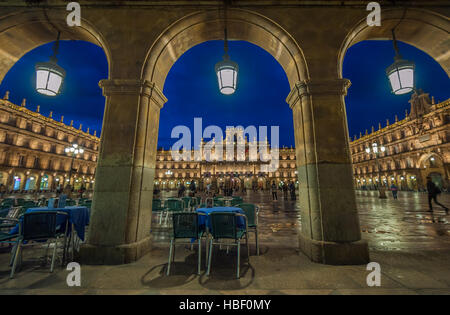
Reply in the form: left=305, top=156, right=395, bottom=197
left=386, top=119, right=389, bottom=126
left=371, top=126, right=374, bottom=133
left=378, top=122, right=382, bottom=130
left=3, top=91, right=9, bottom=100
left=405, top=109, right=408, bottom=118
left=49, top=111, right=53, bottom=118
left=359, top=132, right=362, bottom=138
left=432, top=96, right=435, bottom=105
left=365, top=129, right=368, bottom=135
left=79, top=123, right=82, bottom=130
left=21, top=98, right=26, bottom=107
left=87, top=127, right=90, bottom=134
left=36, top=105, right=40, bottom=113
left=70, top=120, right=73, bottom=127
left=395, top=115, right=398, bottom=122
left=60, top=115, right=64, bottom=123
left=94, top=130, right=97, bottom=136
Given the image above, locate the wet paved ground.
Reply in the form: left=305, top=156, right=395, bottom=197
left=0, top=190, right=449, bottom=294
left=153, top=190, right=450, bottom=252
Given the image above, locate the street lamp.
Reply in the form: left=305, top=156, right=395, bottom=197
left=386, top=26, right=415, bottom=95
left=215, top=2, right=238, bottom=95
left=35, top=31, right=65, bottom=96
left=64, top=143, right=84, bottom=189
left=365, top=142, right=387, bottom=199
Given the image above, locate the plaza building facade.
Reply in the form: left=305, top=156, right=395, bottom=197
left=0, top=91, right=99, bottom=193
left=350, top=91, right=450, bottom=192
left=154, top=127, right=297, bottom=191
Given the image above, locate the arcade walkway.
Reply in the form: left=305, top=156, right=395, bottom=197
left=0, top=191, right=449, bottom=294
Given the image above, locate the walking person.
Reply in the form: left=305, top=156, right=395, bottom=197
left=271, top=181, right=277, bottom=201
left=390, top=183, right=398, bottom=200
left=0, top=184, right=6, bottom=199
left=206, top=183, right=211, bottom=196
left=288, top=181, right=296, bottom=200
left=426, top=176, right=449, bottom=214
left=190, top=181, right=196, bottom=197
left=282, top=183, right=288, bottom=199
left=178, top=183, right=185, bottom=198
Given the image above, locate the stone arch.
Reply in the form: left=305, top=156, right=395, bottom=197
left=141, top=8, right=309, bottom=90
left=0, top=8, right=112, bottom=83
left=338, top=7, right=450, bottom=79
left=417, top=151, right=445, bottom=169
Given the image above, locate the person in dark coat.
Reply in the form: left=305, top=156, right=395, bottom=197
left=426, top=176, right=448, bottom=214
left=288, top=181, right=296, bottom=200
left=390, top=183, right=398, bottom=200
left=271, top=181, right=277, bottom=201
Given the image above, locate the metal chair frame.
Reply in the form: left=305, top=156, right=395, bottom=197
left=167, top=212, right=206, bottom=276
left=236, top=203, right=260, bottom=255
left=10, top=211, right=69, bottom=279
left=206, top=212, right=249, bottom=279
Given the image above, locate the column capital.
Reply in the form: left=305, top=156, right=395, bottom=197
left=286, top=79, right=351, bottom=108
left=99, top=79, right=167, bottom=108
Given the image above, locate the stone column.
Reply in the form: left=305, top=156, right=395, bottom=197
left=286, top=79, right=369, bottom=265
left=80, top=79, right=166, bottom=264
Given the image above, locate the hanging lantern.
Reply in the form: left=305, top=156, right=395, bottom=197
left=215, top=4, right=238, bottom=95
left=35, top=32, right=65, bottom=96
left=215, top=57, right=238, bottom=95
left=386, top=29, right=415, bottom=95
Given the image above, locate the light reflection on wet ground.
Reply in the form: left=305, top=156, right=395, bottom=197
left=151, top=190, right=450, bottom=252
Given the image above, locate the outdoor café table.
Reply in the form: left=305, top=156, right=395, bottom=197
left=9, top=206, right=90, bottom=263
left=195, top=207, right=246, bottom=234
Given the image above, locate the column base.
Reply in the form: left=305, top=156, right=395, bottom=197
left=299, top=233, right=369, bottom=265
left=79, top=235, right=152, bottom=265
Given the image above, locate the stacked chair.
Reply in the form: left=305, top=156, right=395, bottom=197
left=163, top=199, right=183, bottom=225
left=152, top=198, right=166, bottom=224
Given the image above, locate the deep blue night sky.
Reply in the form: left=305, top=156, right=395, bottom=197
left=0, top=39, right=448, bottom=148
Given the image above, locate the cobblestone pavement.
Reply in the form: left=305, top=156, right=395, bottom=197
left=152, top=190, right=450, bottom=252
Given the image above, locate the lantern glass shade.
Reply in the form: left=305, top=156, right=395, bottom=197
left=386, top=59, right=415, bottom=95
left=215, top=59, right=238, bottom=95
left=35, top=61, right=65, bottom=96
